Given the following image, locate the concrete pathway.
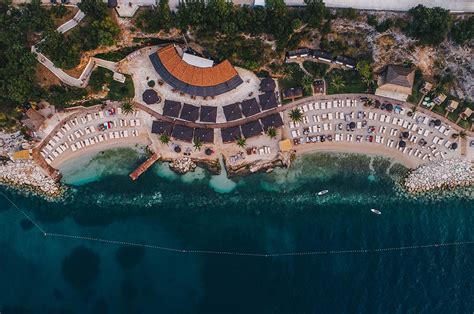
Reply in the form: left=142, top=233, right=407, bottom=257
left=134, top=93, right=474, bottom=137
left=32, top=9, right=123, bottom=88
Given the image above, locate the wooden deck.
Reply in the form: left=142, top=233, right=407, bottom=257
left=129, top=153, right=160, bottom=181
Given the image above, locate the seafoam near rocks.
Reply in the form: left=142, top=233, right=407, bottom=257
left=0, top=159, right=61, bottom=197
left=405, top=158, right=474, bottom=193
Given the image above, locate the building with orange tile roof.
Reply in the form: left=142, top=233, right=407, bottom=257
left=149, top=45, right=243, bottom=97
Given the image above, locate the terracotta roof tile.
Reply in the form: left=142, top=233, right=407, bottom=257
left=157, top=45, right=239, bottom=87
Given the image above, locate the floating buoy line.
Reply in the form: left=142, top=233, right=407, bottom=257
left=2, top=192, right=473, bottom=258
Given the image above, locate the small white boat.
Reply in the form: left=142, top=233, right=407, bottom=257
left=318, top=190, right=329, bottom=196
left=371, top=208, right=382, bottom=215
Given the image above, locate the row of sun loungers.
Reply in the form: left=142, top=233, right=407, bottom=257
left=299, top=99, right=358, bottom=113
left=43, top=129, right=141, bottom=164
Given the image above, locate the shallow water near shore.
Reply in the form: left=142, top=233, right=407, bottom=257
left=0, top=148, right=473, bottom=313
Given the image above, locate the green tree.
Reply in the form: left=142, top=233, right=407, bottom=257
left=356, top=60, right=372, bottom=80
left=451, top=16, right=474, bottom=45
left=78, top=0, right=107, bottom=18
left=193, top=137, right=203, bottom=151
left=266, top=126, right=277, bottom=139
left=121, top=102, right=134, bottom=115
left=91, top=17, right=120, bottom=47
left=236, top=137, right=247, bottom=148
left=159, top=134, right=170, bottom=145
left=330, top=74, right=345, bottom=92
left=289, top=108, right=303, bottom=123
left=304, top=0, right=326, bottom=28
left=406, top=5, right=451, bottom=45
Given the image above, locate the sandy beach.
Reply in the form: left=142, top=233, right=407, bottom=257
left=51, top=134, right=151, bottom=168
left=294, top=141, right=420, bottom=168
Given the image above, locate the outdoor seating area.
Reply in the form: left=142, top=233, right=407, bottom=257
left=151, top=121, right=215, bottom=143
left=40, top=107, right=142, bottom=165
left=221, top=113, right=284, bottom=143
left=286, top=97, right=459, bottom=163
left=222, top=93, right=278, bottom=122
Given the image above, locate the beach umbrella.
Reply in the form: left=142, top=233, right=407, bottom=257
left=174, top=146, right=182, bottom=153
left=450, top=143, right=458, bottom=150
left=205, top=148, right=213, bottom=156
left=349, top=122, right=356, bottom=129
left=398, top=140, right=406, bottom=148
left=385, top=104, right=393, bottom=111
left=401, top=131, right=409, bottom=138
left=434, top=119, right=441, bottom=126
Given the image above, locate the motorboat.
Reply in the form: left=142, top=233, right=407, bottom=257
left=318, top=190, right=329, bottom=196
left=371, top=208, right=382, bottom=215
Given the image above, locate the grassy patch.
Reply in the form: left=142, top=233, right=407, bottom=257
left=88, top=67, right=135, bottom=101
left=326, top=69, right=367, bottom=94
left=278, top=63, right=305, bottom=90
left=431, top=105, right=446, bottom=116
left=303, top=61, right=329, bottom=78
left=447, top=112, right=458, bottom=122
left=458, top=119, right=471, bottom=129
left=407, top=69, right=424, bottom=104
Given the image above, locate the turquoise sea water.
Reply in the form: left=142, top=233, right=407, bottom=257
left=0, top=148, right=473, bottom=313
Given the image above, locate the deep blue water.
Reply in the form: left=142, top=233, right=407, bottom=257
left=0, top=149, right=473, bottom=313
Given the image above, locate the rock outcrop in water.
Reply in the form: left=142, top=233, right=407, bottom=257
left=169, top=156, right=197, bottom=174
left=404, top=158, right=473, bottom=193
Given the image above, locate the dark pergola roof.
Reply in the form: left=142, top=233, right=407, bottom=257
left=180, top=103, right=200, bottom=122
left=259, top=92, right=278, bottom=111
left=221, top=126, right=242, bottom=143
left=194, top=128, right=214, bottom=143
left=163, top=100, right=182, bottom=118
left=241, top=120, right=263, bottom=138
left=223, top=102, right=242, bottom=121
left=260, top=113, right=284, bottom=131
left=172, top=125, right=194, bottom=142
left=241, top=98, right=261, bottom=117
left=200, top=106, right=217, bottom=123
left=260, top=77, right=276, bottom=93
left=142, top=89, right=160, bottom=105
left=151, top=120, right=173, bottom=135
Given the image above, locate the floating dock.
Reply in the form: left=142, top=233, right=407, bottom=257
left=129, top=153, right=160, bottom=181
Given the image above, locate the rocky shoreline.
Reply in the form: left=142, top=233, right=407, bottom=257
left=0, top=131, right=62, bottom=198
left=0, top=159, right=62, bottom=198
left=404, top=158, right=474, bottom=193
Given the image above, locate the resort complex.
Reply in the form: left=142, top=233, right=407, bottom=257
left=0, top=0, right=473, bottom=197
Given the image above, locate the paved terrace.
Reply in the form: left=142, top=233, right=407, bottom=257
left=134, top=94, right=474, bottom=136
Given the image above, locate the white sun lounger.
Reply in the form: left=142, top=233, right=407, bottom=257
left=87, top=114, right=93, bottom=122
left=321, top=102, right=326, bottom=110
left=99, top=111, right=104, bottom=119
left=71, top=144, right=77, bottom=152
left=314, top=103, right=320, bottom=110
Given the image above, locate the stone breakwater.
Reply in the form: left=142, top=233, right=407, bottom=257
left=0, top=159, right=62, bottom=197
left=404, top=158, right=474, bottom=193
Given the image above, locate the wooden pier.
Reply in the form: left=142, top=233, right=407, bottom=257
left=129, top=153, right=160, bottom=181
